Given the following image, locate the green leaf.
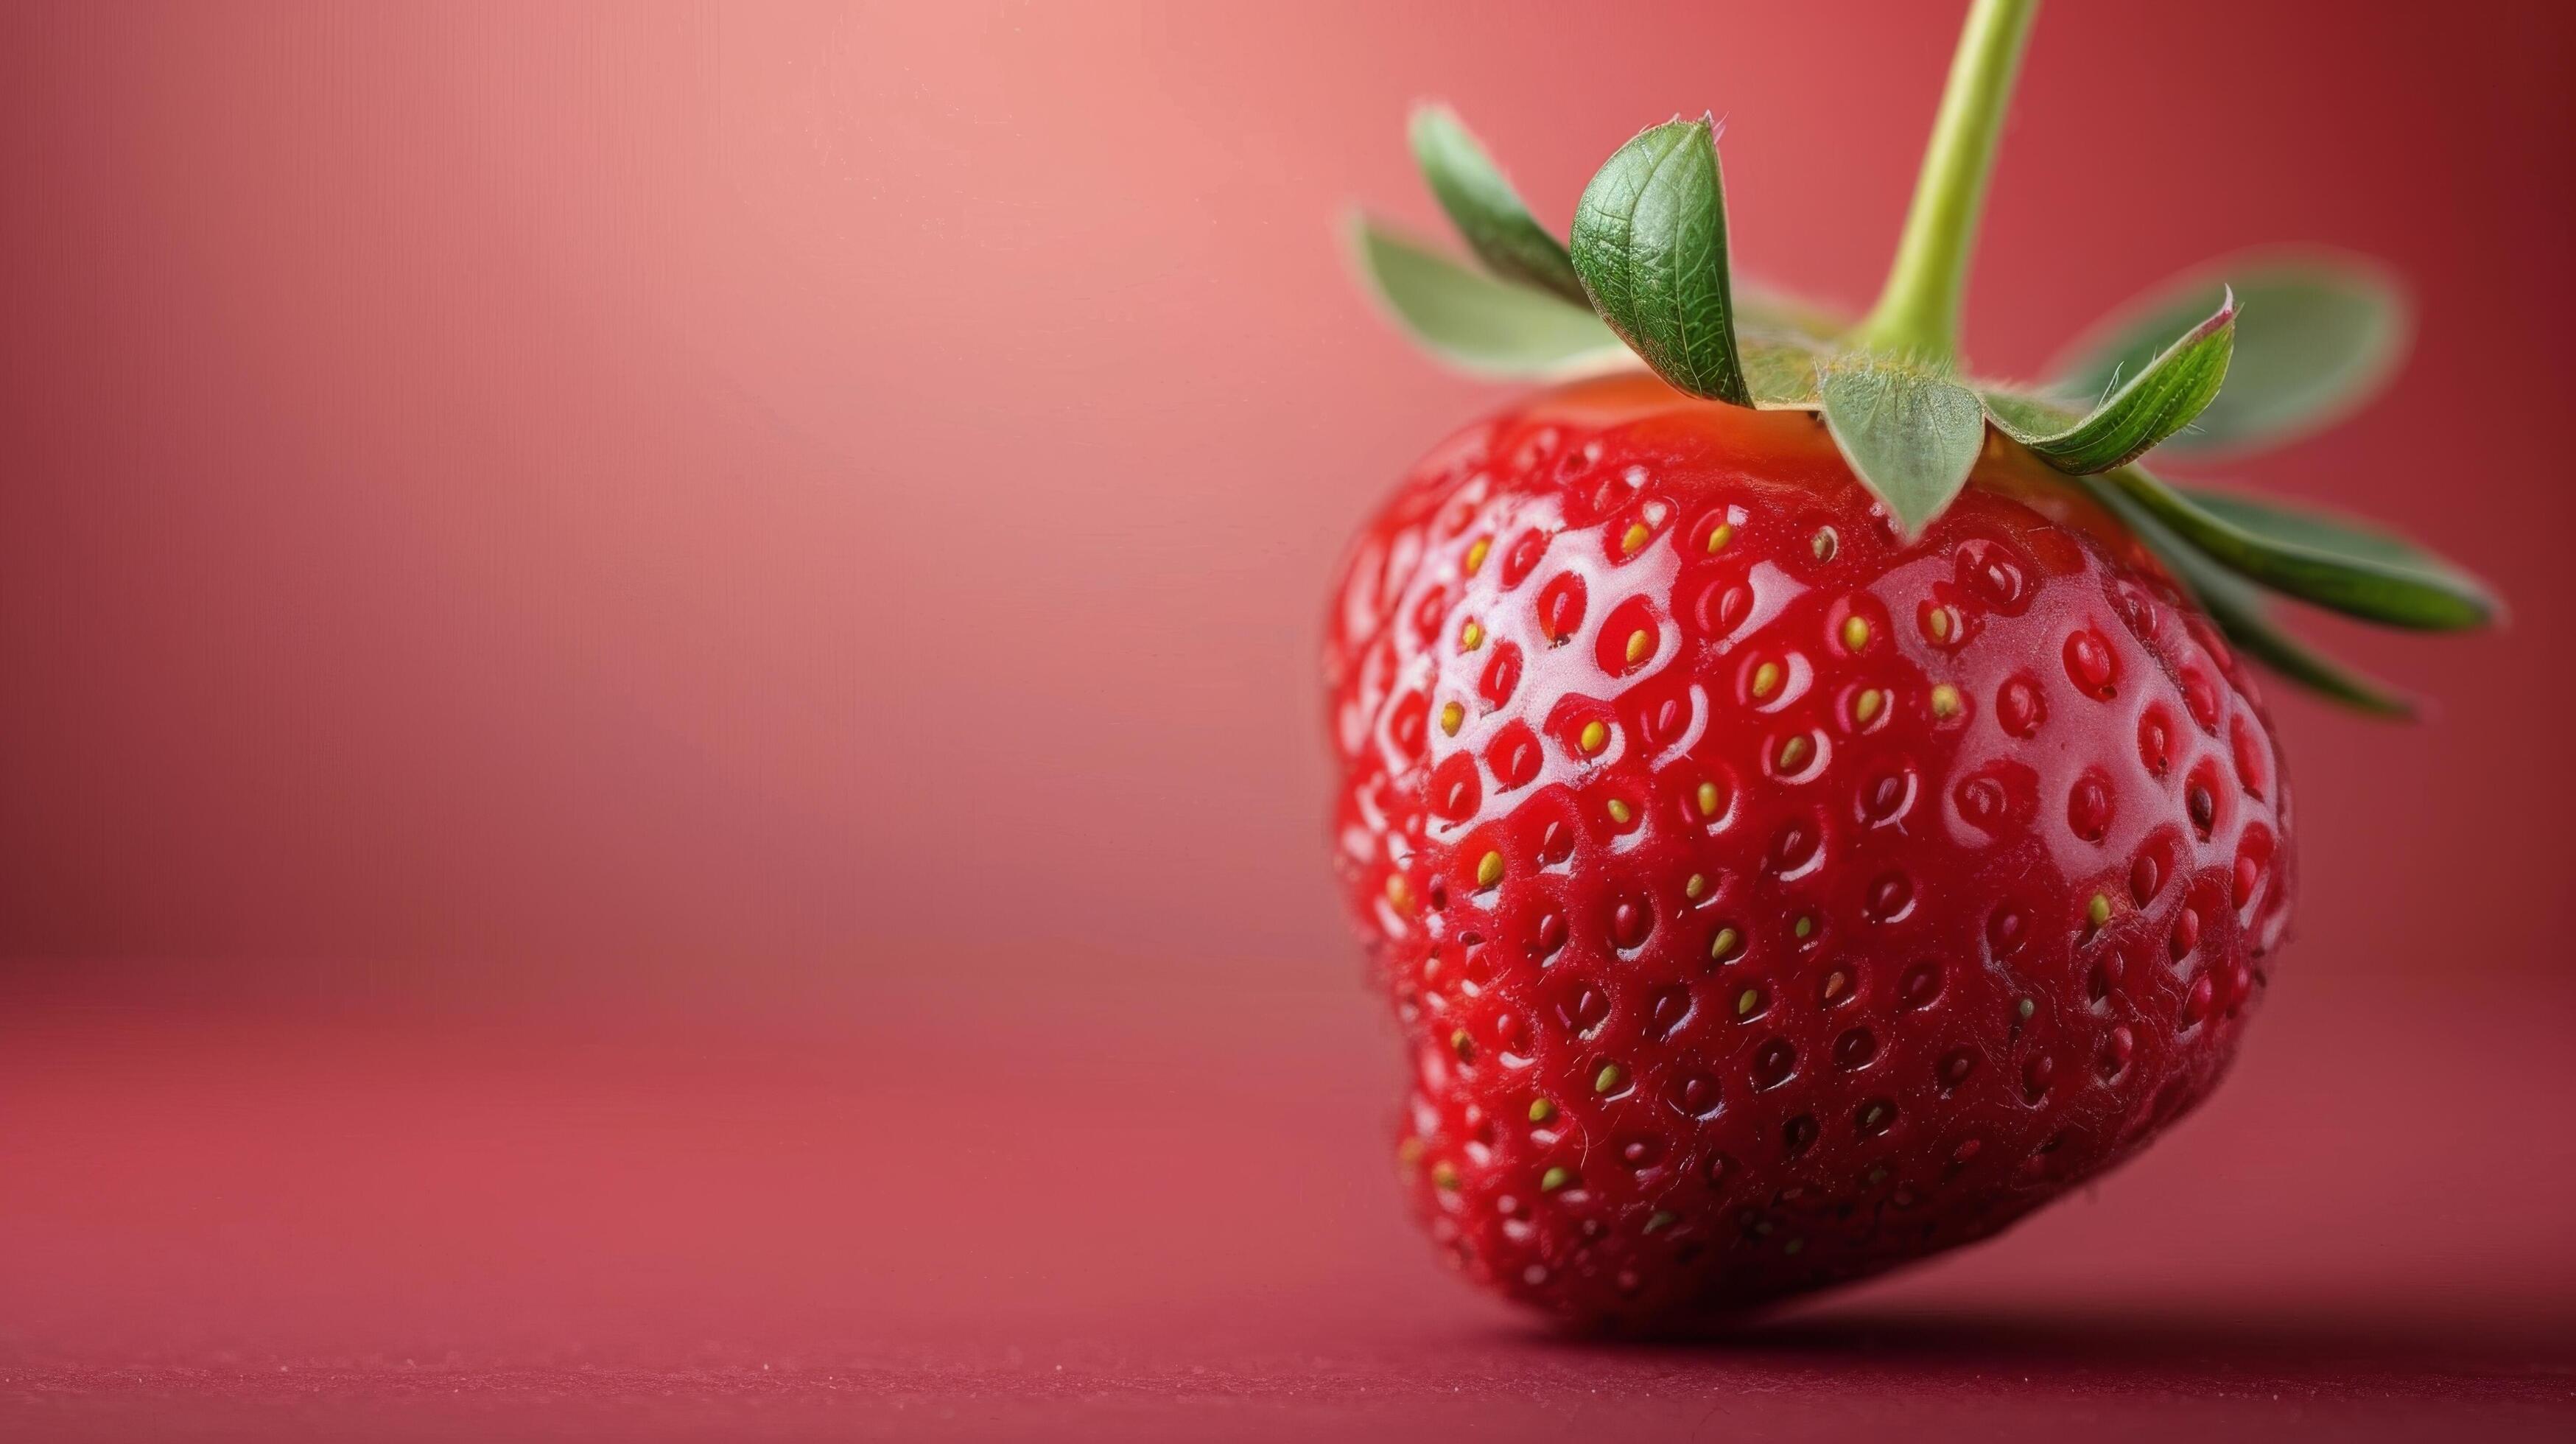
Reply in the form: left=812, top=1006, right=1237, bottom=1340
left=1346, top=214, right=1627, bottom=378
left=1734, top=283, right=1850, bottom=344
left=1976, top=386, right=2074, bottom=438
left=2076, top=476, right=2415, bottom=717
left=1408, top=105, right=1589, bottom=307
left=2099, top=464, right=2496, bottom=631
left=1568, top=117, right=1750, bottom=405
left=2050, top=250, right=2408, bottom=455
left=1819, top=362, right=1987, bottom=537
left=1988, top=292, right=2234, bottom=472
left=2177, top=484, right=2502, bottom=618
left=1739, top=331, right=1828, bottom=408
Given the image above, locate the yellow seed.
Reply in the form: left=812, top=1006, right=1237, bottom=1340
left=2088, top=893, right=2112, bottom=927
left=1463, top=537, right=1491, bottom=575
left=1685, top=873, right=1708, bottom=900
left=1450, top=1028, right=1473, bottom=1061
left=1777, top=734, right=1812, bottom=771
left=1855, top=688, right=1885, bottom=725
left=1621, top=522, right=1651, bottom=555
left=1459, top=620, right=1484, bottom=652
left=1929, top=606, right=1954, bottom=641
left=1842, top=616, right=1871, bottom=651
left=1439, top=701, right=1464, bottom=736
left=1931, top=683, right=1963, bottom=719
left=1794, top=915, right=1814, bottom=939
left=1385, top=875, right=1411, bottom=911
left=1398, top=1137, right=1425, bottom=1165
left=1529, top=1098, right=1557, bottom=1124
left=1594, top=1064, right=1625, bottom=1093
left=1476, top=850, right=1504, bottom=888
left=1644, top=1210, right=1676, bottom=1233
left=1710, top=926, right=1741, bottom=961
left=1752, top=661, right=1781, bottom=698
left=1812, top=527, right=1838, bottom=561
left=1579, top=720, right=1608, bottom=754
left=2018, top=997, right=2037, bottom=1020
left=1606, top=798, right=1632, bottom=825
left=1696, top=781, right=1721, bottom=816
left=1625, top=629, right=1652, bottom=665
left=1824, top=970, right=1849, bottom=1000
left=1431, top=1162, right=1461, bottom=1191
left=1540, top=1166, right=1571, bottom=1193
left=1706, top=522, right=1735, bottom=554
left=1737, top=988, right=1761, bottom=1016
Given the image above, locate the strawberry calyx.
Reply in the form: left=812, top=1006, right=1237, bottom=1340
left=1347, top=0, right=2498, bottom=715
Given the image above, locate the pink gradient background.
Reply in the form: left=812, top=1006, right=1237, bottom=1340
left=1, top=1, right=2572, bottom=1437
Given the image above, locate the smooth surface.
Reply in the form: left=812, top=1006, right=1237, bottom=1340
left=1, top=0, right=2572, bottom=1437
left=4, top=959, right=2575, bottom=1440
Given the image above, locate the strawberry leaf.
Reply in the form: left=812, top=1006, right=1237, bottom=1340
left=2078, top=476, right=2415, bottom=717
left=2175, top=484, right=2501, bottom=621
left=2050, top=250, right=2407, bottom=456
left=1987, top=293, right=2234, bottom=472
left=1347, top=214, right=1628, bottom=378
left=1819, top=361, right=1987, bottom=538
left=1408, top=105, right=1589, bottom=308
left=1569, top=117, right=1751, bottom=406
left=2100, top=464, right=2496, bottom=631
left=1740, top=330, right=1829, bottom=408
left=1735, top=283, right=1850, bottom=344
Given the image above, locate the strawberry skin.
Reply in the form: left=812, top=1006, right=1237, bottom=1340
left=1326, top=374, right=2294, bottom=1330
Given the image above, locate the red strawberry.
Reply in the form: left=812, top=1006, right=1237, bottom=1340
left=1326, top=375, right=2289, bottom=1327
left=1332, top=0, right=2493, bottom=1328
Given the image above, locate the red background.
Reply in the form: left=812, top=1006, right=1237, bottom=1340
left=2, top=1, right=2571, bottom=1437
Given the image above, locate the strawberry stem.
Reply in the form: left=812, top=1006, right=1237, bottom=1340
left=1855, top=0, right=2039, bottom=365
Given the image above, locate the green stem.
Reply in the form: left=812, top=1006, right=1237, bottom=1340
left=1854, top=0, right=2040, bottom=364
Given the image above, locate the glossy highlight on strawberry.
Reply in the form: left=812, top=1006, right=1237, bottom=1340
left=1327, top=378, right=2289, bottom=1327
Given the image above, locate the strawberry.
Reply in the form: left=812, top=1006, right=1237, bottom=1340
left=1330, top=0, right=2496, bottom=1330
left=1328, top=376, right=2289, bottom=1325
